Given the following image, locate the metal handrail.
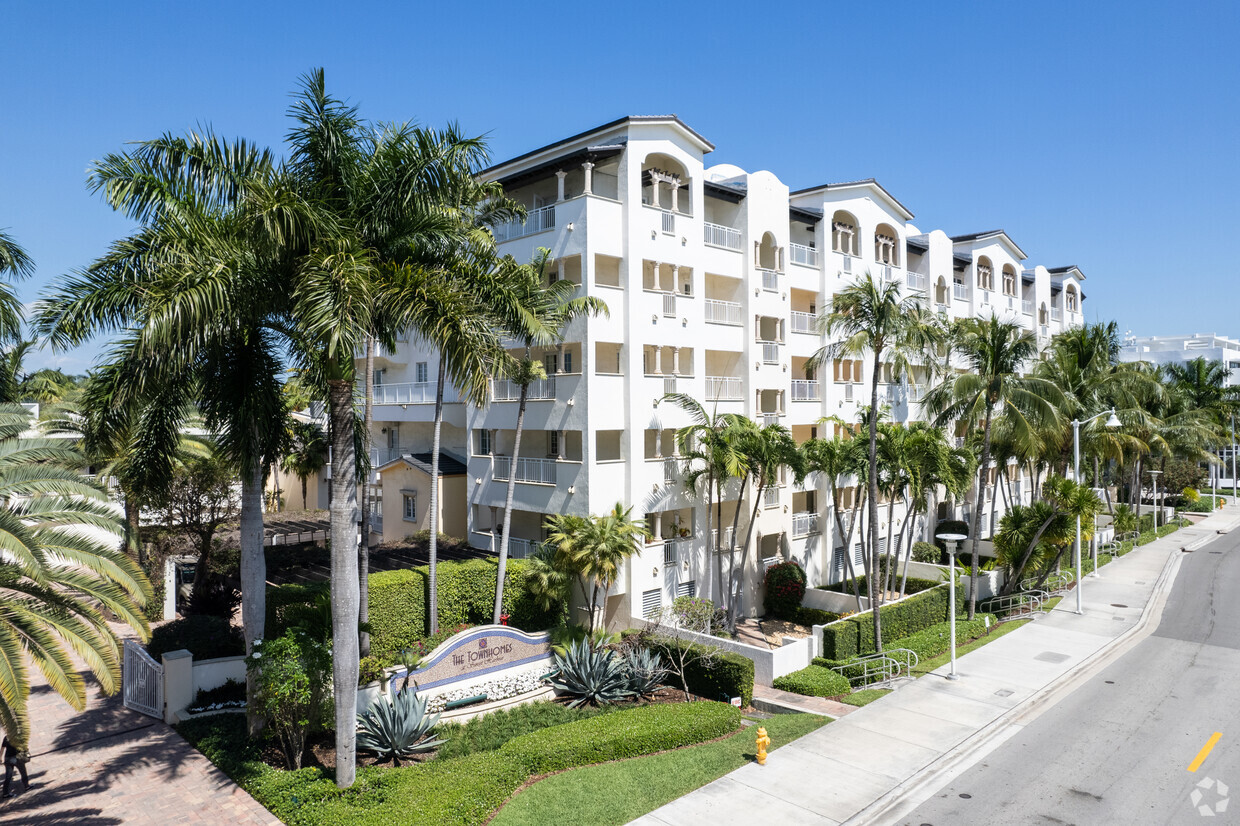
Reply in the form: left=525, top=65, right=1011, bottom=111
left=983, top=589, right=1048, bottom=617
left=830, top=647, right=920, bottom=687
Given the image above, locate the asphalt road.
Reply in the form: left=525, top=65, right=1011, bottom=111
left=901, top=529, right=1240, bottom=825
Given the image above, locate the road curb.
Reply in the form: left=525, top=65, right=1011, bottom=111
left=853, top=511, right=1240, bottom=826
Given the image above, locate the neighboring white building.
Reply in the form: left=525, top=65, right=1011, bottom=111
left=1119, top=333, right=1240, bottom=386
left=356, top=115, right=1089, bottom=628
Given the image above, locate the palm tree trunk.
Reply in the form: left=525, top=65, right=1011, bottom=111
left=239, top=459, right=266, bottom=736
left=868, top=356, right=883, bottom=652
left=726, top=472, right=750, bottom=627
left=122, top=486, right=143, bottom=562
left=360, top=337, right=374, bottom=658
left=428, top=359, right=446, bottom=634
left=715, top=478, right=725, bottom=617
left=734, top=479, right=763, bottom=631
left=327, top=375, right=360, bottom=789
left=494, top=381, right=528, bottom=624
left=884, top=497, right=896, bottom=597
left=301, top=476, right=309, bottom=510
left=829, top=483, right=863, bottom=612
left=968, top=409, right=995, bottom=620
left=898, top=499, right=916, bottom=598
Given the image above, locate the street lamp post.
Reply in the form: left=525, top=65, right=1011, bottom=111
left=1072, top=409, right=1122, bottom=615
left=1149, top=469, right=1162, bottom=534
left=936, top=532, right=969, bottom=681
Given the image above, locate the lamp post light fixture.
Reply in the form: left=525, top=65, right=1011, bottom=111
left=1072, top=409, right=1122, bottom=615
left=936, top=532, right=969, bottom=680
left=1149, top=469, right=1162, bottom=534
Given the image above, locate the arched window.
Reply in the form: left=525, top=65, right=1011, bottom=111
left=756, top=231, right=780, bottom=270
left=976, top=256, right=994, bottom=291
left=1002, top=265, right=1016, bottom=297
left=1039, top=303, right=1048, bottom=324
left=935, top=276, right=949, bottom=306
left=1066, top=285, right=1078, bottom=312
left=641, top=153, right=691, bottom=214
left=831, top=211, right=859, bottom=256
left=874, top=223, right=900, bottom=266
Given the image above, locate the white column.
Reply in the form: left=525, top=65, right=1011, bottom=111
left=670, top=264, right=679, bottom=293
left=652, top=346, right=662, bottom=375
left=653, top=512, right=663, bottom=540
left=557, top=430, right=566, bottom=460
left=490, top=505, right=498, bottom=532
left=557, top=343, right=565, bottom=372
left=670, top=181, right=680, bottom=213
left=555, top=170, right=567, bottom=202
left=671, top=346, right=680, bottom=375
left=582, top=162, right=594, bottom=195
left=489, top=429, right=498, bottom=456
left=654, top=431, right=663, bottom=460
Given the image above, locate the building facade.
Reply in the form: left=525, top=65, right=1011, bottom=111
left=1119, top=333, right=1240, bottom=387
left=358, top=116, right=1088, bottom=628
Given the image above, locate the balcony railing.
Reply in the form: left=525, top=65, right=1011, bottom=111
left=712, top=526, right=735, bottom=551
left=953, top=283, right=969, bottom=301
left=1051, top=307, right=1062, bottom=322
left=760, top=269, right=779, bottom=291
left=1022, top=299, right=1034, bottom=315
left=706, top=376, right=743, bottom=401
left=374, top=381, right=437, bottom=404
left=664, top=457, right=679, bottom=486
left=906, top=271, right=927, bottom=291
left=791, top=379, right=821, bottom=401
left=763, top=487, right=780, bottom=508
left=661, top=210, right=675, bottom=235
left=506, top=537, right=545, bottom=560
left=790, top=243, right=819, bottom=267
left=663, top=376, right=678, bottom=395
left=663, top=539, right=680, bottom=565
left=492, top=456, right=557, bottom=486
left=909, top=384, right=925, bottom=402
left=663, top=292, right=677, bottom=317
left=760, top=341, right=780, bottom=364
left=839, top=254, right=854, bottom=274
left=843, top=383, right=855, bottom=402
left=493, top=205, right=555, bottom=242
left=762, top=413, right=781, bottom=426
left=792, top=512, right=819, bottom=537
left=492, top=376, right=556, bottom=401
left=790, top=311, right=817, bottom=334
left=704, top=299, right=743, bottom=326
left=703, top=222, right=742, bottom=250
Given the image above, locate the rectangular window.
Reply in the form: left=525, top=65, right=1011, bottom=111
left=415, top=362, right=429, bottom=383
left=642, top=588, right=662, bottom=619
left=477, top=429, right=491, bottom=455
left=373, top=369, right=384, bottom=386
left=563, top=351, right=573, bottom=373
left=544, top=355, right=557, bottom=375
left=368, top=485, right=382, bottom=515
left=402, top=492, right=416, bottom=522
left=548, top=431, right=560, bottom=457
left=675, top=581, right=696, bottom=599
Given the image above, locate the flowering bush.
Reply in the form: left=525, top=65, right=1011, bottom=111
left=245, top=630, right=332, bottom=769
left=762, top=561, right=807, bottom=621
left=426, top=666, right=549, bottom=714
left=670, top=596, right=726, bottom=635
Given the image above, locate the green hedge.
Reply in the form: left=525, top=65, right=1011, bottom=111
left=884, top=616, right=996, bottom=663
left=1182, top=497, right=1215, bottom=513
left=820, top=582, right=963, bottom=661
left=643, top=636, right=755, bottom=706
left=794, top=606, right=842, bottom=626
left=146, top=615, right=244, bottom=660
left=818, top=575, right=941, bottom=596
left=772, top=664, right=851, bottom=698
left=498, top=701, right=741, bottom=775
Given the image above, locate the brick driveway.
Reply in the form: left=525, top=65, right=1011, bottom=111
left=2, top=664, right=278, bottom=825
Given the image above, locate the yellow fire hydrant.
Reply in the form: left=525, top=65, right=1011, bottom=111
left=755, top=726, right=771, bottom=765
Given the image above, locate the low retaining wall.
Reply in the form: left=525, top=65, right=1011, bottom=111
left=658, top=625, right=814, bottom=686
left=192, top=655, right=245, bottom=695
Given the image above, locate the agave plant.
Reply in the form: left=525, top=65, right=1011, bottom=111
left=549, top=638, right=635, bottom=708
left=624, top=648, right=667, bottom=699
left=356, top=689, right=445, bottom=765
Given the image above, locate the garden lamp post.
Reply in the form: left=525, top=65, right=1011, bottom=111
left=936, top=532, right=968, bottom=681
left=1072, top=409, right=1122, bottom=615
left=1149, top=469, right=1162, bottom=533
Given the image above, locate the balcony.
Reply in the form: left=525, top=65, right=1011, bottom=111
left=663, top=292, right=677, bottom=318
left=906, top=271, right=927, bottom=292
left=661, top=209, right=675, bottom=235
left=705, top=299, right=743, bottom=326
left=953, top=283, right=969, bottom=301
left=493, top=204, right=555, bottom=243
left=909, top=384, right=925, bottom=402
left=491, top=376, right=556, bottom=401
left=374, top=381, right=437, bottom=404
left=712, top=526, right=735, bottom=551
left=791, top=379, right=821, bottom=401
left=492, top=456, right=557, bottom=486
left=703, top=222, right=742, bottom=251
left=790, top=311, right=817, bottom=335
left=663, top=457, right=679, bottom=486
left=790, top=243, right=819, bottom=268
left=761, top=413, right=781, bottom=426
left=706, top=376, right=743, bottom=401
left=759, top=341, right=781, bottom=364
left=842, top=383, right=855, bottom=402
left=1051, top=307, right=1062, bottom=322
left=760, top=269, right=779, bottom=292
left=1022, top=299, right=1034, bottom=316
left=506, top=537, right=545, bottom=560
left=792, top=511, right=819, bottom=537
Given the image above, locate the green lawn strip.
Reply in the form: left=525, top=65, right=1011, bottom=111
left=839, top=688, right=891, bottom=707
left=911, top=618, right=1031, bottom=676
left=489, top=713, right=827, bottom=826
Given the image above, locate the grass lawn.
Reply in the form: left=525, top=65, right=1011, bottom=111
left=911, top=618, right=1031, bottom=676
left=489, top=713, right=827, bottom=826
left=839, top=688, right=891, bottom=707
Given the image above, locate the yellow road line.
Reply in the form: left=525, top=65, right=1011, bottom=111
left=1188, top=732, right=1223, bottom=773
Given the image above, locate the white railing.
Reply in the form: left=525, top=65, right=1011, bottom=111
left=980, top=291, right=991, bottom=305
left=1022, top=299, right=1034, bottom=315
left=491, top=376, right=556, bottom=401
left=790, top=311, right=817, bottom=334
left=840, top=254, right=854, bottom=274
left=704, top=299, right=743, bottom=326
left=122, top=639, right=164, bottom=719
left=760, top=269, right=779, bottom=291
left=790, top=243, right=819, bottom=267
left=1006, top=295, right=1015, bottom=310
left=1052, top=307, right=1062, bottom=321
left=374, top=381, right=437, bottom=404
left=906, top=271, right=927, bottom=291
left=663, top=376, right=678, bottom=395
left=506, top=537, right=543, bottom=560
left=953, top=283, right=969, bottom=301
left=661, top=210, right=675, bottom=234
left=712, top=526, right=735, bottom=550
left=844, top=383, right=854, bottom=402
left=762, top=413, right=780, bottom=426
left=935, top=303, right=948, bottom=316
left=706, top=376, right=743, bottom=401
left=663, top=539, right=680, bottom=565
left=492, top=456, right=557, bottom=485
left=664, top=458, right=678, bottom=486
left=703, top=222, right=742, bottom=250
left=663, top=292, right=677, bottom=317
left=880, top=264, right=894, bottom=282
left=763, top=487, right=780, bottom=508
left=909, top=384, right=925, bottom=402
left=493, top=204, right=555, bottom=242
left=760, top=341, right=780, bottom=364
left=955, top=436, right=966, bottom=448
left=791, top=379, right=820, bottom=401
left=792, top=512, right=819, bottom=537
left=880, top=383, right=901, bottom=404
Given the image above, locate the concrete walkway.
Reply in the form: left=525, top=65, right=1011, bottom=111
left=2, top=660, right=277, bottom=825
left=632, top=506, right=1240, bottom=826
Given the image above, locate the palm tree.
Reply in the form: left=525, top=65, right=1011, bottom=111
left=0, top=230, right=32, bottom=343
left=808, top=272, right=937, bottom=650
left=923, top=316, right=1062, bottom=618
left=545, top=504, right=649, bottom=632
left=282, top=421, right=329, bottom=509
left=492, top=249, right=607, bottom=623
left=895, top=423, right=973, bottom=597
left=801, top=434, right=867, bottom=611
left=0, top=405, right=151, bottom=748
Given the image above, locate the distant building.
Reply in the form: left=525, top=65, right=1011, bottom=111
left=1118, top=333, right=1240, bottom=385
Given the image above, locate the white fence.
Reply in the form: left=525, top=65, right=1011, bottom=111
left=704, top=299, right=743, bottom=326
left=790, top=243, right=819, bottom=267
left=492, top=376, right=556, bottom=401
left=791, top=379, right=820, bottom=401
left=760, top=269, right=779, bottom=291
left=791, top=512, right=819, bottom=537
left=790, top=311, right=816, bottom=334
left=706, top=376, right=743, bottom=400
left=123, top=640, right=164, bottom=719
left=906, top=271, right=927, bottom=291
left=374, top=381, right=437, bottom=404
left=493, top=205, right=556, bottom=242
left=760, top=341, right=780, bottom=364
left=492, top=455, right=557, bottom=485
left=703, top=222, right=742, bottom=250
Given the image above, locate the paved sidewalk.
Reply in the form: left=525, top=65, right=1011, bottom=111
left=2, top=662, right=277, bottom=825
left=631, top=506, right=1240, bottom=826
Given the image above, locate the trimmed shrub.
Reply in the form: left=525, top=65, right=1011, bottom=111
left=772, top=664, right=850, bottom=698
left=820, top=575, right=941, bottom=596
left=435, top=701, right=615, bottom=761
left=820, top=583, right=963, bottom=661
left=146, top=615, right=244, bottom=660
left=499, top=701, right=741, bottom=774
left=794, top=606, right=841, bottom=627
left=1182, top=497, right=1215, bottom=513
left=643, top=637, right=755, bottom=706
left=265, top=581, right=329, bottom=639
left=912, top=541, right=942, bottom=564
left=884, top=616, right=996, bottom=663
left=763, top=561, right=807, bottom=620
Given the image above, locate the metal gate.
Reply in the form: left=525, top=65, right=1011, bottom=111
left=122, top=639, right=164, bottom=719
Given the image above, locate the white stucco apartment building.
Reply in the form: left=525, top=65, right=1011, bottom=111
left=1119, top=333, right=1240, bottom=386
left=354, top=115, right=1089, bottom=628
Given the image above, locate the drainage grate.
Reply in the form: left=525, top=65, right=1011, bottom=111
left=1035, top=651, right=1071, bottom=663
left=994, top=688, right=1014, bottom=698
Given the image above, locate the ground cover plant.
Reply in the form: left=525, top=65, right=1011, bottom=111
left=839, top=688, right=891, bottom=707
left=434, top=701, right=616, bottom=761
left=772, top=664, right=851, bottom=698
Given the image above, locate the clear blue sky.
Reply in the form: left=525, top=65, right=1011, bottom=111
left=4, top=0, right=1237, bottom=373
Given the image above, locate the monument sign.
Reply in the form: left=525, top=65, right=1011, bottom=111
left=389, top=624, right=553, bottom=693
